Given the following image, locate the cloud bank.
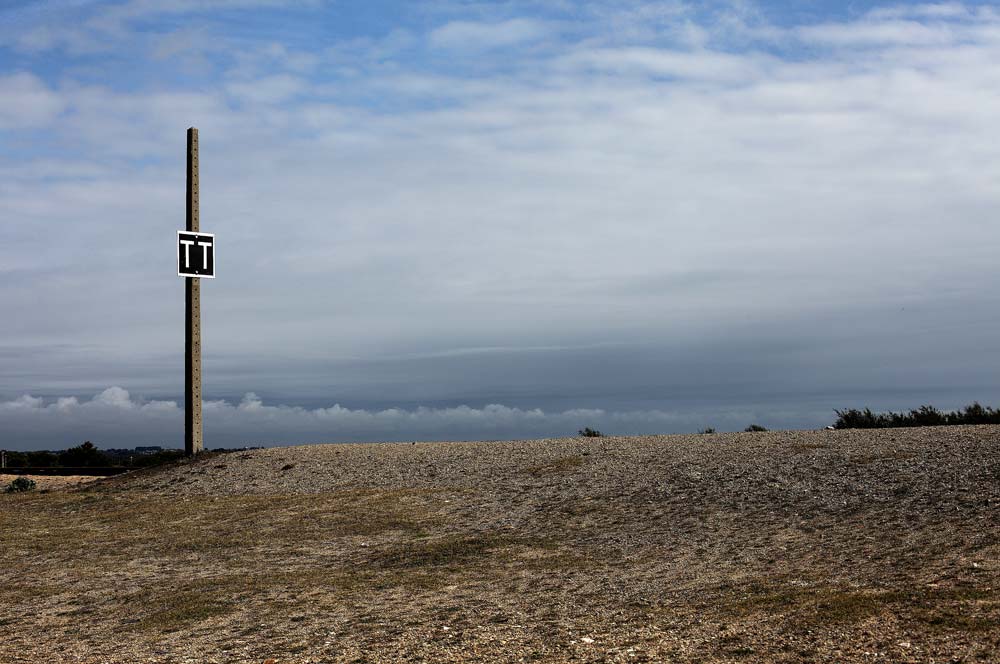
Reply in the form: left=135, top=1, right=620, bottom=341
left=1, top=387, right=776, bottom=450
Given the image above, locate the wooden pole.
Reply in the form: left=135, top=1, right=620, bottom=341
left=185, top=127, right=203, bottom=456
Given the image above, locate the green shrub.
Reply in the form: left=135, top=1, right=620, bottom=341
left=5, top=477, right=36, bottom=493
left=744, top=424, right=768, bottom=432
left=26, top=451, right=57, bottom=466
left=578, top=427, right=603, bottom=438
left=58, top=441, right=110, bottom=467
left=833, top=402, right=1000, bottom=429
left=699, top=427, right=716, bottom=434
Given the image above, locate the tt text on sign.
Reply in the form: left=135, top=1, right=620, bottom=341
left=177, top=231, right=215, bottom=278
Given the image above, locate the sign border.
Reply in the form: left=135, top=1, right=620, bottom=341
left=176, top=230, right=216, bottom=279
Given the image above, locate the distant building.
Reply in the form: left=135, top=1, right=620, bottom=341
left=102, top=446, right=174, bottom=464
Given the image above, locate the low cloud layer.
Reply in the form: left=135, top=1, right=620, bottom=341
left=1, top=387, right=781, bottom=450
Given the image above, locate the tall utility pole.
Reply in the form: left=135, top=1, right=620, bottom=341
left=185, top=127, right=203, bottom=456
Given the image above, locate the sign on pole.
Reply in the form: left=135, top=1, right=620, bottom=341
left=178, top=127, right=214, bottom=457
left=177, top=231, right=215, bottom=278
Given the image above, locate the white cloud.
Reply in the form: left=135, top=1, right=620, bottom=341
left=5, top=8, right=1000, bottom=364
left=796, top=19, right=958, bottom=46
left=226, top=75, right=307, bottom=105
left=0, top=73, right=65, bottom=129
left=2, top=0, right=319, bottom=55
left=2, top=395, right=44, bottom=410
left=11, top=22, right=105, bottom=55
left=868, top=3, right=972, bottom=20
left=0, top=389, right=177, bottom=419
left=93, top=386, right=135, bottom=409
left=92, top=0, right=316, bottom=26
left=0, top=388, right=763, bottom=449
left=429, top=18, right=550, bottom=50
left=558, top=46, right=771, bottom=81
left=55, top=397, right=79, bottom=412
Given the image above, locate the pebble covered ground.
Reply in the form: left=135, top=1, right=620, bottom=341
left=2, top=425, right=999, bottom=662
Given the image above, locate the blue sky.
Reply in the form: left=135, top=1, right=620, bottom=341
left=3, top=1, right=1000, bottom=449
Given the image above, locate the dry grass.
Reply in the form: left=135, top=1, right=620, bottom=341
left=3, top=488, right=435, bottom=562
left=0, top=473, right=99, bottom=490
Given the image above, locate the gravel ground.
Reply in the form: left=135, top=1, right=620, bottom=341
left=3, top=425, right=999, bottom=663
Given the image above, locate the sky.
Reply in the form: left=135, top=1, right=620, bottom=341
left=2, top=0, right=1000, bottom=450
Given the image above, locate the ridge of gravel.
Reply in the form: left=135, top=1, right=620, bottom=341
left=3, top=425, right=999, bottom=663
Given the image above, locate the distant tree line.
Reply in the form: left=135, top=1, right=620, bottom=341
left=833, top=403, right=1000, bottom=429
left=2, top=441, right=183, bottom=469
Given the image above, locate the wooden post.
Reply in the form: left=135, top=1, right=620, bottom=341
left=185, top=127, right=203, bottom=456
